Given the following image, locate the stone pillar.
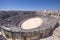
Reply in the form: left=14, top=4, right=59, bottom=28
left=1, top=29, right=6, bottom=38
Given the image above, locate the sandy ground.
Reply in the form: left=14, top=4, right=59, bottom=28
left=21, top=17, right=43, bottom=29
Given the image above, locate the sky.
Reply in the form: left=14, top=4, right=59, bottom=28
left=0, top=0, right=60, bottom=11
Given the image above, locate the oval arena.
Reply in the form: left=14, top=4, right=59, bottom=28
left=0, top=11, right=58, bottom=40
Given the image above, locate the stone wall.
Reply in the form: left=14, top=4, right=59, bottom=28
left=0, top=10, right=60, bottom=40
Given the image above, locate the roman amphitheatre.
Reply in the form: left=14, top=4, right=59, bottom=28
left=0, top=10, right=60, bottom=40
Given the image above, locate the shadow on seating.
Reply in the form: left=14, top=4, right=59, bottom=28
left=0, top=35, right=7, bottom=40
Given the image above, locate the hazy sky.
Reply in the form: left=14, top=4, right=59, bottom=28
left=0, top=0, right=60, bottom=10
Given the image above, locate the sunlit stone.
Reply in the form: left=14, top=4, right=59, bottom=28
left=21, top=17, right=43, bottom=29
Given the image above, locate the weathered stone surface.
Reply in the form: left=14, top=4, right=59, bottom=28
left=0, top=11, right=58, bottom=40
left=40, top=36, right=53, bottom=40
left=53, top=26, right=60, bottom=40
left=0, top=35, right=6, bottom=40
